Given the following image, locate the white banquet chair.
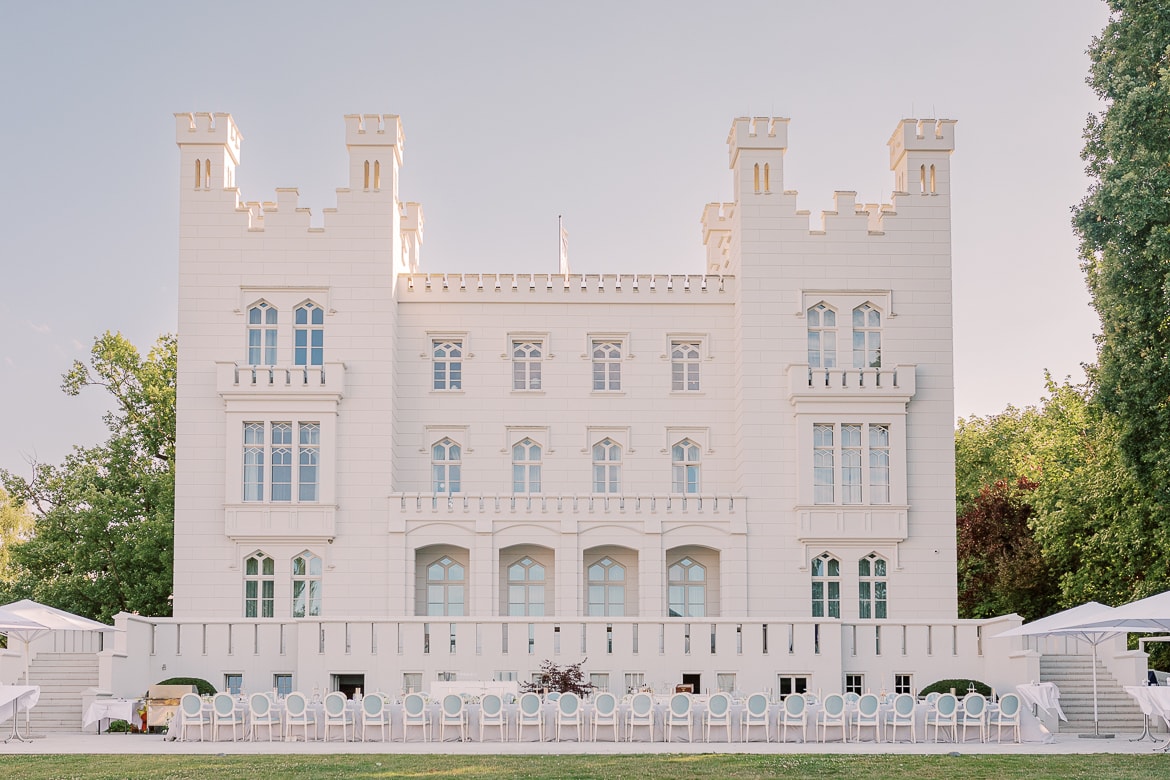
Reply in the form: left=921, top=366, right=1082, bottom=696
left=556, top=692, right=584, bottom=741
left=211, top=693, right=244, bottom=742
left=959, top=693, right=987, bottom=743
left=988, top=692, right=1021, bottom=743
left=480, top=693, right=507, bottom=742
left=592, top=692, right=620, bottom=742
left=248, top=692, right=281, bottom=741
left=887, top=693, right=916, bottom=743
left=627, top=692, right=655, bottom=742
left=402, top=692, right=430, bottom=742
left=817, top=693, right=848, bottom=743
left=283, top=692, right=314, bottom=742
left=361, top=693, right=390, bottom=742
left=705, top=692, right=734, bottom=743
left=780, top=693, right=808, bottom=743
left=178, top=693, right=210, bottom=742
left=741, top=692, right=771, bottom=743
left=927, top=693, right=958, bottom=743
left=517, top=692, right=544, bottom=742
left=853, top=693, right=881, bottom=743
left=439, top=694, right=467, bottom=742
left=666, top=692, right=694, bottom=742
left=322, top=691, right=352, bottom=742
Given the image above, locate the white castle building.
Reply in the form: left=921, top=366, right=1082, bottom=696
left=99, top=111, right=1060, bottom=700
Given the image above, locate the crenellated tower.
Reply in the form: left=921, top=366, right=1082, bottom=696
left=727, top=116, right=789, bottom=200
left=175, top=112, right=241, bottom=193
left=888, top=118, right=955, bottom=196
left=344, top=113, right=403, bottom=200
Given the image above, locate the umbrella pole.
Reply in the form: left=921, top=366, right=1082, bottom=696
left=1078, top=642, right=1114, bottom=739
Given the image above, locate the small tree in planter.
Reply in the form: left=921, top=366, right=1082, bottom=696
left=520, top=658, right=597, bottom=697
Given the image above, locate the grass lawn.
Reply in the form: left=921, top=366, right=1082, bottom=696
left=3, top=754, right=1167, bottom=779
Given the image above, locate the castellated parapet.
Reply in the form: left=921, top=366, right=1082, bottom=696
left=727, top=116, right=789, bottom=165
left=344, top=113, right=404, bottom=163
left=174, top=112, right=242, bottom=164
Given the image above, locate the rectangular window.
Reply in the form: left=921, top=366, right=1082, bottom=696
left=844, top=674, right=864, bottom=695
left=271, top=423, right=293, bottom=501
left=777, top=675, right=808, bottom=696
left=894, top=674, right=913, bottom=695
left=625, top=673, right=645, bottom=693
left=224, top=674, right=243, bottom=695
left=671, top=341, right=701, bottom=392
left=243, top=422, right=321, bottom=504
left=402, top=672, right=423, bottom=694
left=591, top=340, right=622, bottom=391
left=274, top=674, right=293, bottom=697
left=717, top=673, right=737, bottom=693
left=298, top=423, right=320, bottom=501
left=243, top=423, right=265, bottom=501
left=432, top=340, right=463, bottom=390
left=813, top=423, right=891, bottom=506
left=512, top=340, right=542, bottom=390
left=813, top=424, right=834, bottom=504
left=590, top=673, right=609, bottom=691
left=869, top=424, right=890, bottom=504
left=841, top=424, right=862, bottom=504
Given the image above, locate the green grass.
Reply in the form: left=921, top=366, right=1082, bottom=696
left=2, top=754, right=1167, bottom=780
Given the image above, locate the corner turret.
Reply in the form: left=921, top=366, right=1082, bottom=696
left=727, top=116, right=789, bottom=201
left=175, top=112, right=242, bottom=192
left=343, top=113, right=403, bottom=198
left=888, top=118, right=955, bottom=195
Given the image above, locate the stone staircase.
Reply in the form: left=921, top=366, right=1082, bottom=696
left=23, top=652, right=100, bottom=735
left=1039, top=654, right=1148, bottom=734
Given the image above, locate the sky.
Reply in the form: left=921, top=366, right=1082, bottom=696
left=0, top=1, right=1110, bottom=480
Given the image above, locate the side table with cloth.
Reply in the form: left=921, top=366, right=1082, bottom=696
left=0, top=685, right=39, bottom=743
left=1123, top=686, right=1170, bottom=751
left=1015, top=683, right=1067, bottom=721
left=83, top=698, right=139, bottom=734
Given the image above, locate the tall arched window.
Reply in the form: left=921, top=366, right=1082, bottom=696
left=587, top=557, right=625, bottom=616
left=299, top=423, right=320, bottom=502
left=858, top=553, right=888, bottom=619
left=374, top=160, right=381, bottom=190
left=671, top=341, right=701, bottom=392
left=244, top=552, right=275, bottom=618
left=270, top=422, right=293, bottom=501
left=591, top=340, right=621, bottom=391
left=813, top=424, right=834, bottom=504
left=753, top=162, right=760, bottom=194
left=507, top=556, right=546, bottom=616
left=929, top=164, right=936, bottom=194
left=292, top=552, right=322, bottom=617
left=194, top=158, right=202, bottom=189
left=363, top=160, right=370, bottom=189
left=852, top=304, right=881, bottom=368
left=247, top=303, right=278, bottom=366
left=592, top=438, right=621, bottom=494
left=426, top=555, right=465, bottom=616
left=668, top=557, right=706, bottom=617
left=512, top=341, right=543, bottom=390
left=432, top=438, right=461, bottom=494
left=512, top=438, right=541, bottom=494
left=671, top=439, right=701, bottom=494
left=764, top=162, right=770, bottom=193
left=294, top=303, right=324, bottom=366
left=807, top=303, right=837, bottom=368
left=811, top=553, right=840, bottom=618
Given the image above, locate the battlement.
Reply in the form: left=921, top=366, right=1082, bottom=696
left=344, top=113, right=403, bottom=149
left=727, top=116, right=789, bottom=167
left=174, top=112, right=242, bottom=164
left=888, top=118, right=956, bottom=168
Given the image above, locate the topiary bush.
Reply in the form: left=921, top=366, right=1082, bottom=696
left=918, top=678, right=992, bottom=697
left=156, top=677, right=216, bottom=696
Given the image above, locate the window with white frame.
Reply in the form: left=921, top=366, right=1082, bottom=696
left=292, top=552, right=322, bottom=618
left=402, top=672, right=423, bottom=694
left=274, top=674, right=293, bottom=697
left=668, top=557, right=706, bottom=617
left=807, top=303, right=837, bottom=368
left=225, top=673, right=243, bottom=695
left=811, top=553, right=840, bottom=618
left=852, top=303, right=881, bottom=368
left=894, top=674, right=913, bottom=695
left=590, top=673, right=610, bottom=691
left=586, top=557, right=625, bottom=616
left=671, top=439, right=701, bottom=494
left=294, top=302, right=324, bottom=366
left=244, top=552, right=275, bottom=618
left=432, top=340, right=462, bottom=390
left=512, top=438, right=541, bottom=494
left=511, top=340, right=542, bottom=390
left=242, top=422, right=321, bottom=503
left=844, top=673, right=864, bottom=695
left=247, top=302, right=278, bottom=366
left=431, top=438, right=461, bottom=494
left=507, top=556, right=546, bottom=616
left=777, top=675, right=809, bottom=695
left=812, top=423, right=891, bottom=506
left=858, top=553, right=888, bottom=619
left=624, top=672, right=645, bottom=693
left=591, top=340, right=622, bottom=391
left=671, top=341, right=701, bottom=392
left=717, top=673, right=736, bottom=693
left=592, top=438, right=621, bottom=494
left=426, top=555, right=465, bottom=616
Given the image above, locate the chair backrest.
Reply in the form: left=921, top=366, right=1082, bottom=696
left=936, top=693, right=958, bottom=717
left=442, top=693, right=463, bottom=717
left=362, top=694, right=383, bottom=717
left=595, top=692, right=617, bottom=716
left=894, top=692, right=915, bottom=717
left=181, top=693, right=203, bottom=717
left=249, top=692, right=270, bottom=716
left=213, top=693, right=234, bottom=717
left=558, top=691, right=580, bottom=716
left=857, top=693, right=879, bottom=717
left=546, top=691, right=560, bottom=702
left=482, top=693, right=502, bottom=717
left=708, top=692, right=730, bottom=717
left=823, top=693, right=845, bottom=717
left=746, top=692, right=768, bottom=717
left=631, top=692, right=653, bottom=717
left=404, top=692, right=425, bottom=717
left=519, top=692, right=541, bottom=717
left=324, top=691, right=346, bottom=717
left=963, top=693, right=986, bottom=717
left=670, top=692, right=691, bottom=718
left=286, top=692, right=307, bottom=717
left=925, top=691, right=940, bottom=707
left=784, top=693, right=806, bottom=716
left=844, top=692, right=860, bottom=705
left=998, top=692, right=1020, bottom=717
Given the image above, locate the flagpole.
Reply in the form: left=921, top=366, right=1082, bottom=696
left=558, top=215, right=562, bottom=273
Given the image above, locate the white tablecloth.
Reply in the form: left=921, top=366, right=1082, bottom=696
left=1016, top=683, right=1066, bottom=721
left=1124, top=686, right=1170, bottom=729
left=83, top=699, right=139, bottom=731
left=0, top=685, right=40, bottom=727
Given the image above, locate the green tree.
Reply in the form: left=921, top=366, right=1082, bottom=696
left=0, top=333, right=175, bottom=622
left=0, top=488, right=34, bottom=582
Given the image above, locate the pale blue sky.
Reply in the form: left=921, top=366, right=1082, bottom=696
left=0, top=1, right=1109, bottom=478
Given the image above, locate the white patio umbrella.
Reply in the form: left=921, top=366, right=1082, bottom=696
left=994, top=601, right=1150, bottom=738
left=1065, top=590, right=1170, bottom=633
left=0, top=608, right=51, bottom=685
left=0, top=600, right=116, bottom=685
